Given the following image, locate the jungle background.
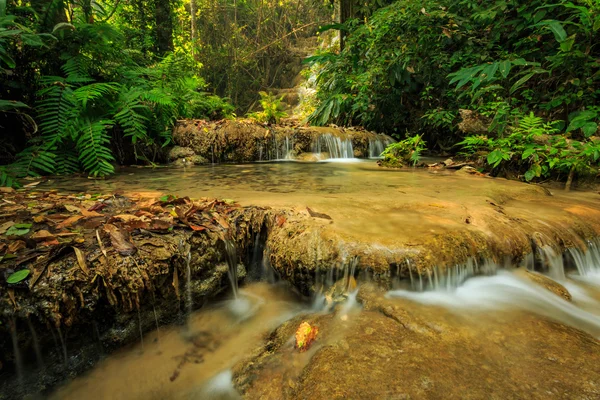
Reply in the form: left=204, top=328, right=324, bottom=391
left=1, top=0, right=600, bottom=186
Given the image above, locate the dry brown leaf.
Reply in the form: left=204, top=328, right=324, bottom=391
left=81, top=209, right=103, bottom=218
left=72, top=247, right=90, bottom=275
left=190, top=225, right=206, bottom=232
left=33, top=215, right=46, bottom=223
left=64, top=204, right=81, bottom=213
left=31, top=230, right=55, bottom=242
left=0, top=187, right=15, bottom=193
left=56, top=215, right=84, bottom=229
left=104, top=224, right=137, bottom=255
left=7, top=240, right=26, bottom=253
left=0, top=221, right=15, bottom=234
left=213, top=212, right=230, bottom=229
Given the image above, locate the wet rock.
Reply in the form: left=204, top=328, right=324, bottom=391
left=234, top=287, right=600, bottom=400
left=518, top=270, right=572, bottom=301
left=172, top=119, right=393, bottom=162
left=168, top=146, right=195, bottom=160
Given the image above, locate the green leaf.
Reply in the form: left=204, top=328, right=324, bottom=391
left=52, top=22, right=75, bottom=33
left=487, top=149, right=505, bottom=167
left=593, top=16, right=600, bottom=32
left=5, top=224, right=31, bottom=236
left=560, top=36, right=575, bottom=52
left=524, top=169, right=536, bottom=181
left=582, top=122, right=598, bottom=137
left=6, top=269, right=30, bottom=284
left=509, top=73, right=535, bottom=94
left=538, top=20, right=567, bottom=42
left=522, top=147, right=537, bottom=159
left=499, top=60, right=512, bottom=78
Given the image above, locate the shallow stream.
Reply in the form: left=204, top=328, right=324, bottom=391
left=35, top=161, right=600, bottom=399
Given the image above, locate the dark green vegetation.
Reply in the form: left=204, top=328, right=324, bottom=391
left=0, top=0, right=327, bottom=186
left=309, top=0, right=600, bottom=184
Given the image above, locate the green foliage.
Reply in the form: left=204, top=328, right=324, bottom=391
left=459, top=112, right=600, bottom=183
left=0, top=2, right=234, bottom=186
left=309, top=0, right=600, bottom=158
left=6, top=269, right=30, bottom=284
left=380, top=135, right=426, bottom=167
left=247, top=92, right=288, bottom=124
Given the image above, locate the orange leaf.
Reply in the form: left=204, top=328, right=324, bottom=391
left=276, top=215, right=286, bottom=227
left=295, top=322, right=319, bottom=352
left=56, top=215, right=84, bottom=229
left=190, top=225, right=206, bottom=231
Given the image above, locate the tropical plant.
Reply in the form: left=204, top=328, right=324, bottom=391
left=247, top=91, right=288, bottom=124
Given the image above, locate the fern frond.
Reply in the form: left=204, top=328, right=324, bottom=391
left=12, top=145, right=57, bottom=177
left=0, top=167, right=19, bottom=188
left=54, top=147, right=81, bottom=175
left=73, top=82, right=120, bottom=108
left=75, top=118, right=115, bottom=177
left=36, top=79, right=79, bottom=145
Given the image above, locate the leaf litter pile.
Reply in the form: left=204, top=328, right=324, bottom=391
left=0, top=186, right=268, bottom=328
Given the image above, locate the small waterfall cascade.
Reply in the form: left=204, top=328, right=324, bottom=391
left=408, top=258, right=499, bottom=292
left=536, top=245, right=566, bottom=281
left=568, top=239, right=600, bottom=277
left=312, top=134, right=354, bottom=159
left=271, top=134, right=294, bottom=160
left=224, top=240, right=239, bottom=299
left=368, top=136, right=394, bottom=158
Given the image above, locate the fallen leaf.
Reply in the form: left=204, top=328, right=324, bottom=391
left=23, top=181, right=41, bottom=188
left=33, top=215, right=46, bottom=223
left=0, top=221, right=15, bottom=234
left=72, top=247, right=89, bottom=275
left=276, top=215, right=286, bottom=227
left=64, top=205, right=81, bottom=213
left=31, top=230, right=55, bottom=242
left=189, top=225, right=206, bottom=231
left=104, top=224, right=137, bottom=255
left=213, top=212, right=230, bottom=229
left=56, top=215, right=84, bottom=229
left=7, top=240, right=26, bottom=253
left=88, top=202, right=107, bottom=212
left=6, top=223, right=32, bottom=236
left=41, top=239, right=60, bottom=247
left=0, top=187, right=15, bottom=193
left=7, top=269, right=30, bottom=284
left=295, top=322, right=318, bottom=352
left=81, top=209, right=103, bottom=218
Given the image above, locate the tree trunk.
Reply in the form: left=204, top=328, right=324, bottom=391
left=154, top=0, right=174, bottom=56
left=190, top=0, right=197, bottom=59
left=565, top=165, right=575, bottom=191
left=339, top=0, right=353, bottom=50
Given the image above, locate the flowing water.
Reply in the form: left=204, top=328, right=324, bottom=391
left=23, top=161, right=600, bottom=398
left=50, top=283, right=304, bottom=400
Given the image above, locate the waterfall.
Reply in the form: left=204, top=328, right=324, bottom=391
left=224, top=240, right=239, bottom=298
left=569, top=240, right=600, bottom=277
left=368, top=137, right=393, bottom=158
left=271, top=135, right=294, bottom=160
left=313, top=133, right=354, bottom=159
left=408, top=258, right=499, bottom=291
